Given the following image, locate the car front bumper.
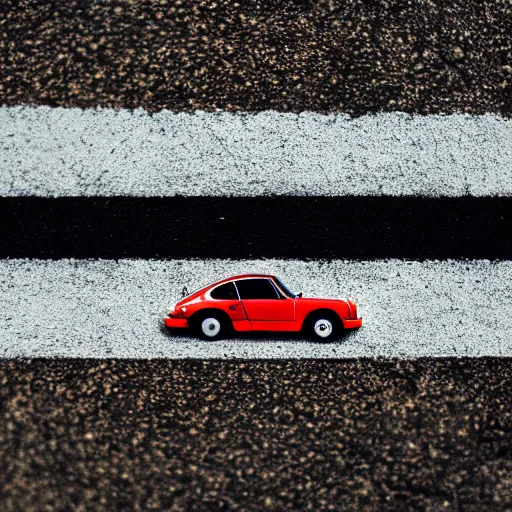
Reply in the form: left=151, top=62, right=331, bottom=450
left=164, top=317, right=189, bottom=329
left=343, top=318, right=363, bottom=329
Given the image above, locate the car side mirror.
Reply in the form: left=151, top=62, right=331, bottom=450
left=298, top=292, right=303, bottom=298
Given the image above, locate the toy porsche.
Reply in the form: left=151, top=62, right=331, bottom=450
left=164, top=274, right=362, bottom=340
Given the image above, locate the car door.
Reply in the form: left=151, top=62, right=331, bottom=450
left=235, top=278, right=294, bottom=325
left=209, top=281, right=247, bottom=322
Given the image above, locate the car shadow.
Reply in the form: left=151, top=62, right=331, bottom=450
left=159, top=322, right=358, bottom=344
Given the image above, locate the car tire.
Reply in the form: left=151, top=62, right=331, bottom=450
left=192, top=312, right=230, bottom=341
left=306, top=312, right=340, bottom=341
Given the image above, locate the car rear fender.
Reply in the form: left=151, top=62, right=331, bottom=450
left=189, top=308, right=233, bottom=328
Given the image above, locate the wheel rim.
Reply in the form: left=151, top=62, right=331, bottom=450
left=314, top=319, right=333, bottom=338
left=201, top=317, right=221, bottom=337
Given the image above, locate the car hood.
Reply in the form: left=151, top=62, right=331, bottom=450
left=299, top=297, right=349, bottom=304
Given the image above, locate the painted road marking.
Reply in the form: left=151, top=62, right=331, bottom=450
left=1, top=259, right=510, bottom=359
left=2, top=106, right=512, bottom=197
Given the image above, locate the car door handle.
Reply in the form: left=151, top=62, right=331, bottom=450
left=229, top=304, right=238, bottom=310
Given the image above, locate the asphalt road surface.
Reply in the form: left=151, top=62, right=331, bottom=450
left=1, top=359, right=511, bottom=511
left=1, top=0, right=512, bottom=510
left=3, top=196, right=512, bottom=259
left=2, top=1, right=512, bottom=115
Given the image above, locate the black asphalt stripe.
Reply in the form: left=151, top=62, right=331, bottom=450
left=2, top=197, right=512, bottom=259
left=2, top=0, right=512, bottom=115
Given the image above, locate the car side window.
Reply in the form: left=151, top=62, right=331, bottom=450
left=210, top=282, right=238, bottom=300
left=235, top=279, right=280, bottom=300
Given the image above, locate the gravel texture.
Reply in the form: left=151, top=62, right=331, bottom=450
left=2, top=106, right=512, bottom=197
left=0, top=358, right=510, bottom=511
left=1, top=259, right=511, bottom=359
left=1, top=1, right=511, bottom=115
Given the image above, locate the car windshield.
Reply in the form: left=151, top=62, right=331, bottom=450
left=273, top=276, right=297, bottom=298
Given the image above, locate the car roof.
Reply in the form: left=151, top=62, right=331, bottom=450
left=211, top=274, right=274, bottom=287
left=177, top=274, right=278, bottom=303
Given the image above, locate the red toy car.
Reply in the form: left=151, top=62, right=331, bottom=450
left=164, top=274, right=362, bottom=340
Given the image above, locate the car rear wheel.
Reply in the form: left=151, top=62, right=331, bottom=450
left=306, top=312, right=340, bottom=341
left=193, top=312, right=230, bottom=340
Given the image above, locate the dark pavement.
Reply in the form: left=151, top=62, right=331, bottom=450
left=1, top=359, right=510, bottom=511
left=2, top=0, right=511, bottom=115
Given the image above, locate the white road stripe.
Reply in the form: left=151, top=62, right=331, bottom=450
left=1, top=259, right=510, bottom=359
left=2, top=106, right=512, bottom=197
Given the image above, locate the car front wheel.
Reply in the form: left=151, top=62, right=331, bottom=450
left=306, top=313, right=339, bottom=341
